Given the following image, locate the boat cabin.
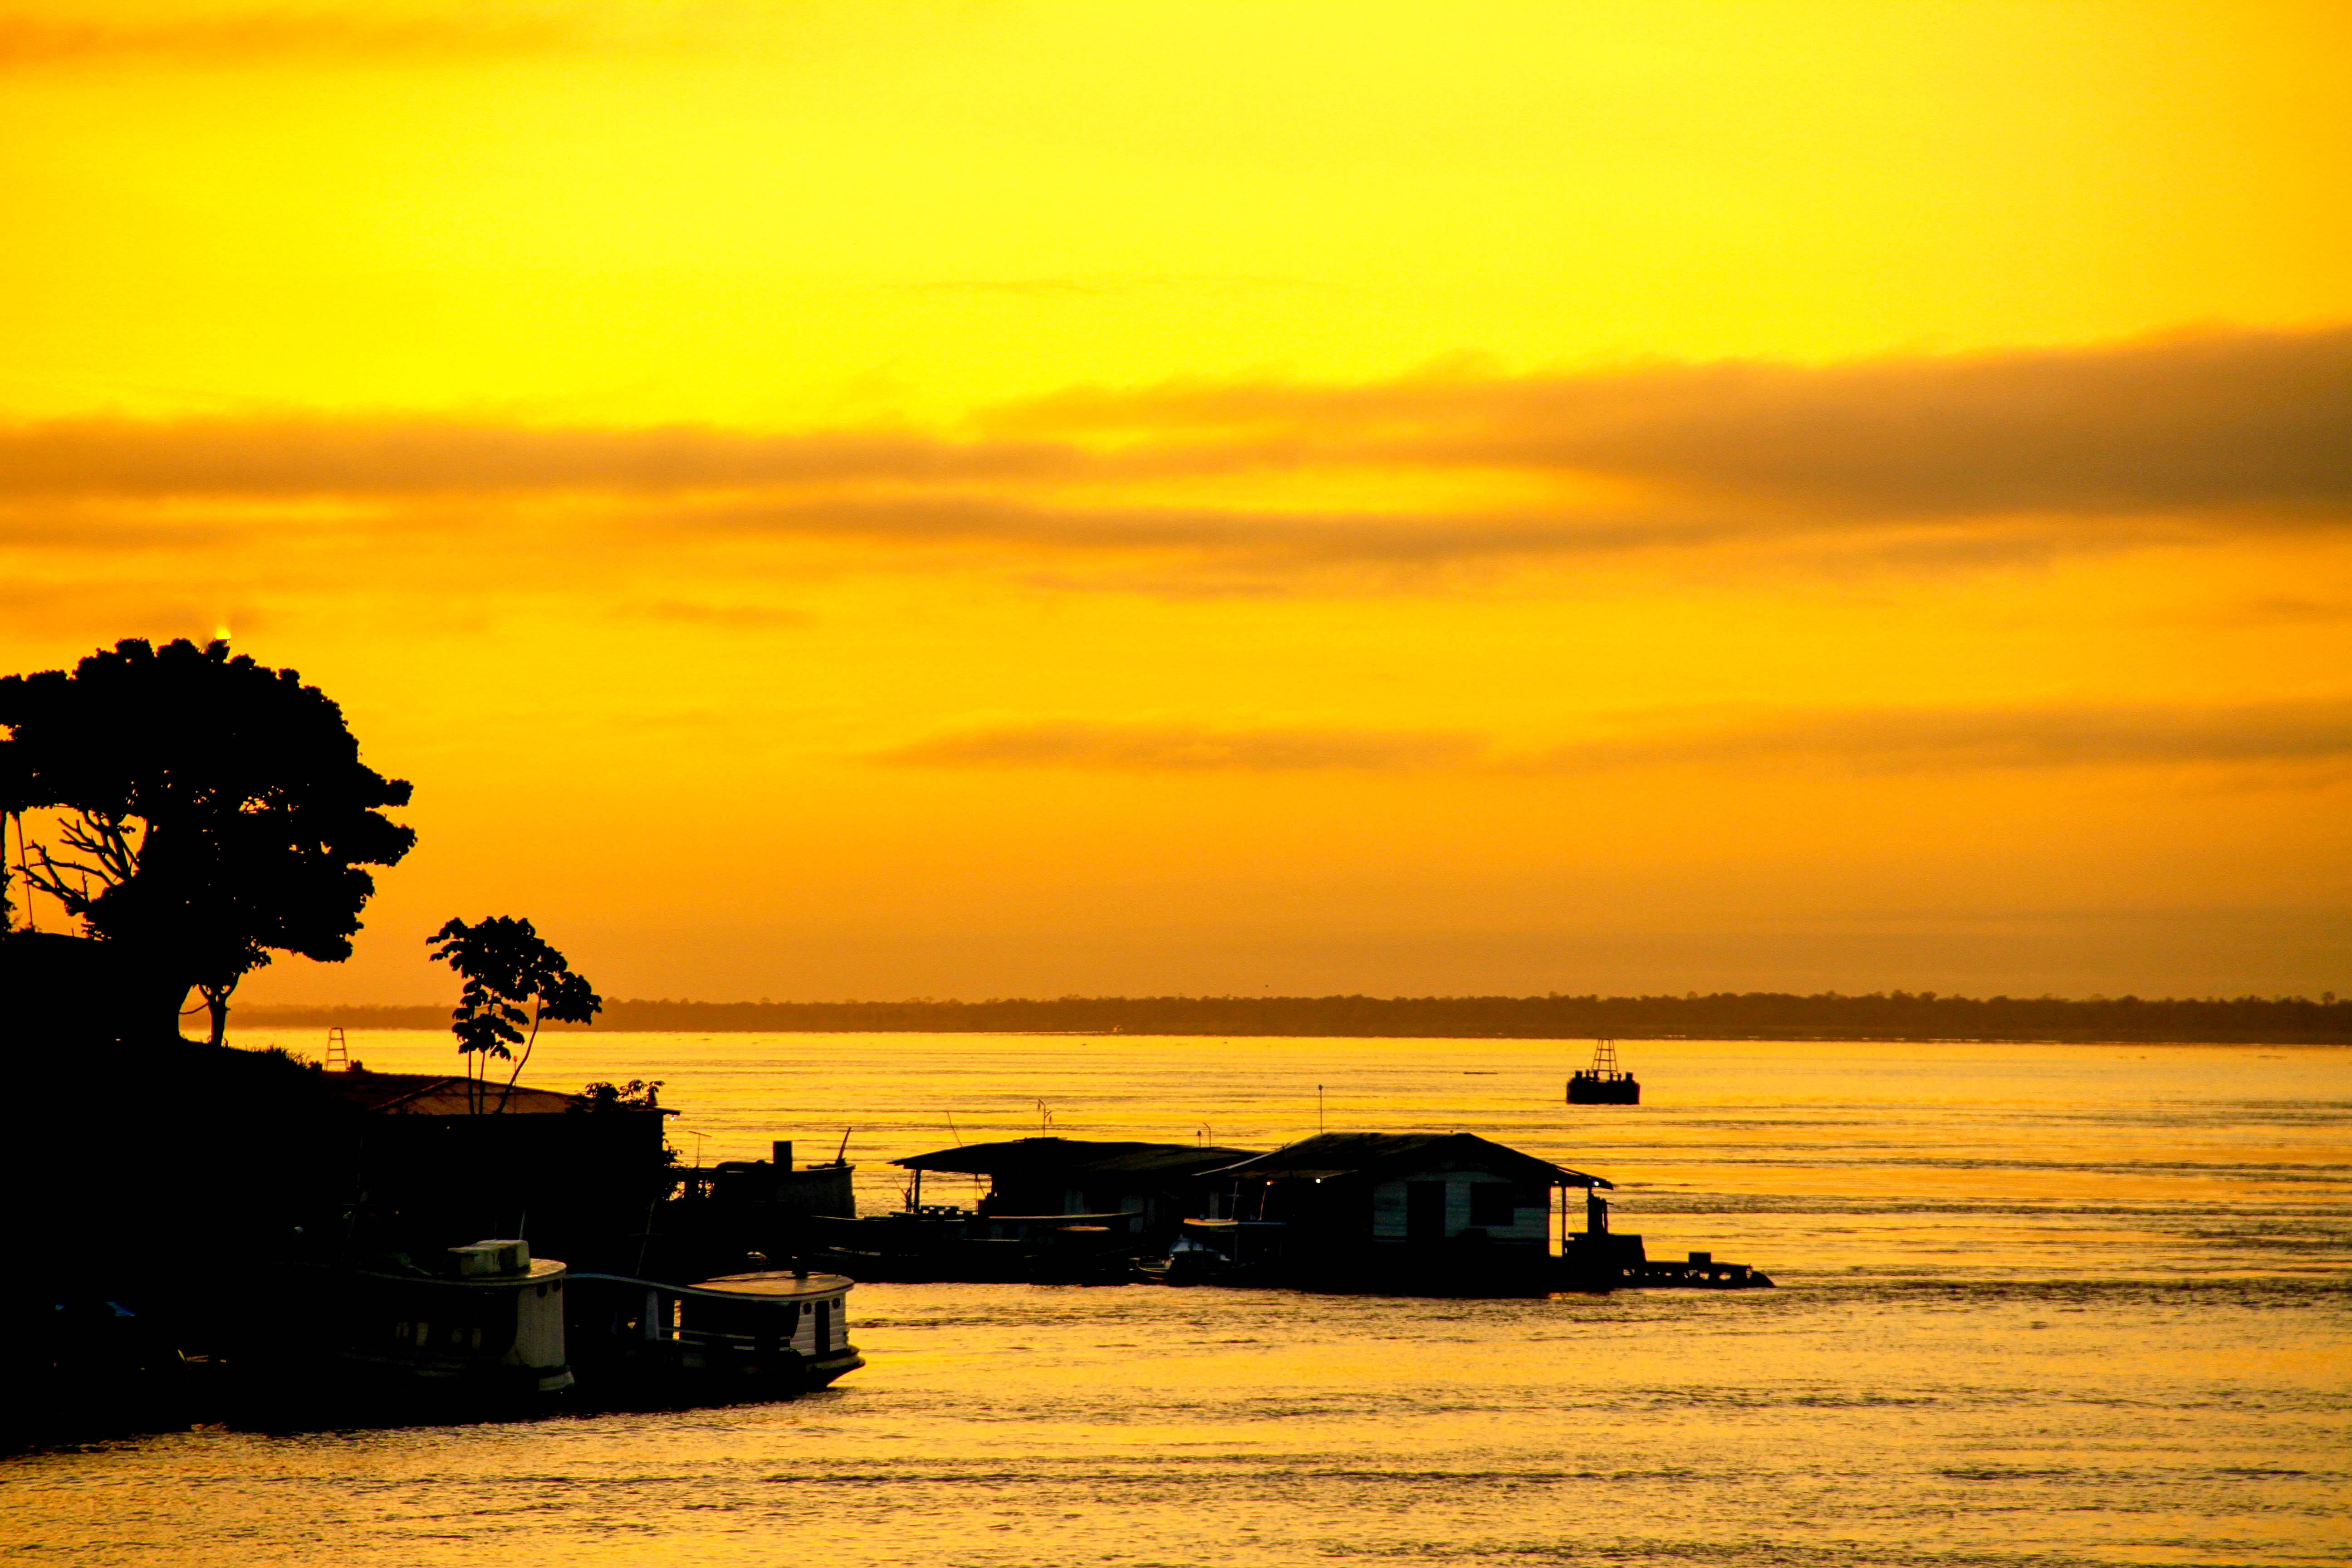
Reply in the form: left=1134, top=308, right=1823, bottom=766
left=565, top=1268, right=863, bottom=1401
left=265, top=1236, right=574, bottom=1415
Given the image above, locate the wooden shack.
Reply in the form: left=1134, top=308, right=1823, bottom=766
left=1207, top=1132, right=1614, bottom=1293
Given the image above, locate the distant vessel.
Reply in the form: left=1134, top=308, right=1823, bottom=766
left=1566, top=1039, right=1640, bottom=1105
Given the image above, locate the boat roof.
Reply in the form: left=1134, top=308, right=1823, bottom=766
left=695, top=1270, right=857, bottom=1298
left=569, top=1270, right=853, bottom=1302
left=1207, top=1132, right=1611, bottom=1189
left=893, top=1137, right=1259, bottom=1181
left=340, top=1257, right=569, bottom=1286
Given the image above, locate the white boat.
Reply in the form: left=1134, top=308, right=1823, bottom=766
left=238, top=1239, right=574, bottom=1421
left=566, top=1268, right=863, bottom=1404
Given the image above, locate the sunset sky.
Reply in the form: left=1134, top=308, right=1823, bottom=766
left=4, top=0, right=2347, bottom=1004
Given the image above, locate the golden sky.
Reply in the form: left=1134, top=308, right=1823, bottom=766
left=3, top=0, right=2348, bottom=1003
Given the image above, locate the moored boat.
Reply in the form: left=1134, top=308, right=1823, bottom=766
left=566, top=1268, right=862, bottom=1405
left=232, top=1238, right=573, bottom=1423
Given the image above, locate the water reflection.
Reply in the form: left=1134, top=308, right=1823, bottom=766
left=4, top=1034, right=2343, bottom=1566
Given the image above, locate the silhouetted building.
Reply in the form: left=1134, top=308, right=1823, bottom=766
left=318, top=1071, right=675, bottom=1274
left=893, top=1137, right=1259, bottom=1237
left=1207, top=1132, right=1612, bottom=1291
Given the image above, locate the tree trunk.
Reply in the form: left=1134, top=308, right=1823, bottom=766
left=206, top=989, right=229, bottom=1049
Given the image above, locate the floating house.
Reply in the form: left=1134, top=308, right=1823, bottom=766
left=805, top=1137, right=1260, bottom=1282
left=1205, top=1132, right=1618, bottom=1293
left=896, top=1137, right=1260, bottom=1234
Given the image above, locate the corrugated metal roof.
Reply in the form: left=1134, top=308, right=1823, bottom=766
left=1206, top=1132, right=1611, bottom=1189
left=1066, top=1145, right=1265, bottom=1179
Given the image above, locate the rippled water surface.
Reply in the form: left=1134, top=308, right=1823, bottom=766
left=7, top=1033, right=2347, bottom=1567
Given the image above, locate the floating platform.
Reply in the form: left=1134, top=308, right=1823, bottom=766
left=805, top=1210, right=1139, bottom=1284
left=1567, top=1039, right=1641, bottom=1104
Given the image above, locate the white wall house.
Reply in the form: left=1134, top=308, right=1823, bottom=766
left=1215, top=1132, right=1609, bottom=1261
left=1367, top=1172, right=1553, bottom=1244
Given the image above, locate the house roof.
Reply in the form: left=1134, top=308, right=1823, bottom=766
left=1207, top=1132, right=1611, bottom=1189
left=893, top=1136, right=1259, bottom=1182
left=315, top=1071, right=588, bottom=1117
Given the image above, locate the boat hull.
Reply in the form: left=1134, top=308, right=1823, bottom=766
left=1566, top=1073, right=1641, bottom=1104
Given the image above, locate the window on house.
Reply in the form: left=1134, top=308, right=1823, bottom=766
left=1467, top=1184, right=1520, bottom=1227
left=1406, top=1181, right=1446, bottom=1242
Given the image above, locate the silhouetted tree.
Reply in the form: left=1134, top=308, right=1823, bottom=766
left=572, top=1078, right=664, bottom=1113
left=0, top=638, right=414, bottom=1044
left=428, top=916, right=602, bottom=1112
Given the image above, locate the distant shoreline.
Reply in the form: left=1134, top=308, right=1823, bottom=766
left=234, top=992, right=2351, bottom=1045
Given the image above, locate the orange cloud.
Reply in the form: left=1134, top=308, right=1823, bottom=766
left=0, top=6, right=585, bottom=68
left=987, top=327, right=2352, bottom=518
left=0, top=418, right=1075, bottom=498
left=1535, top=701, right=2352, bottom=774
left=875, top=721, right=1483, bottom=771
left=881, top=702, right=2352, bottom=776
left=5, top=329, right=2343, bottom=541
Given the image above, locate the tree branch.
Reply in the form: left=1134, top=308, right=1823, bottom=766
left=495, top=995, right=548, bottom=1113
left=19, top=846, right=103, bottom=919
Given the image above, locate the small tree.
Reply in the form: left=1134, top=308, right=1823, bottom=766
left=0, top=638, right=414, bottom=1044
left=572, top=1079, right=664, bottom=1113
left=428, top=916, right=601, bottom=1112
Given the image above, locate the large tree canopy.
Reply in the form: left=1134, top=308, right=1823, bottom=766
left=0, top=637, right=414, bottom=1044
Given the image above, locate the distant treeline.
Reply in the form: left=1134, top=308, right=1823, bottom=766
left=242, top=990, right=2350, bottom=1044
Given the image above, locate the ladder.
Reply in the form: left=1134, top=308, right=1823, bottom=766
left=325, top=1026, right=349, bottom=1071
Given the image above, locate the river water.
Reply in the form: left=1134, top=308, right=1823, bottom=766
left=6, top=1032, right=2347, bottom=1567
